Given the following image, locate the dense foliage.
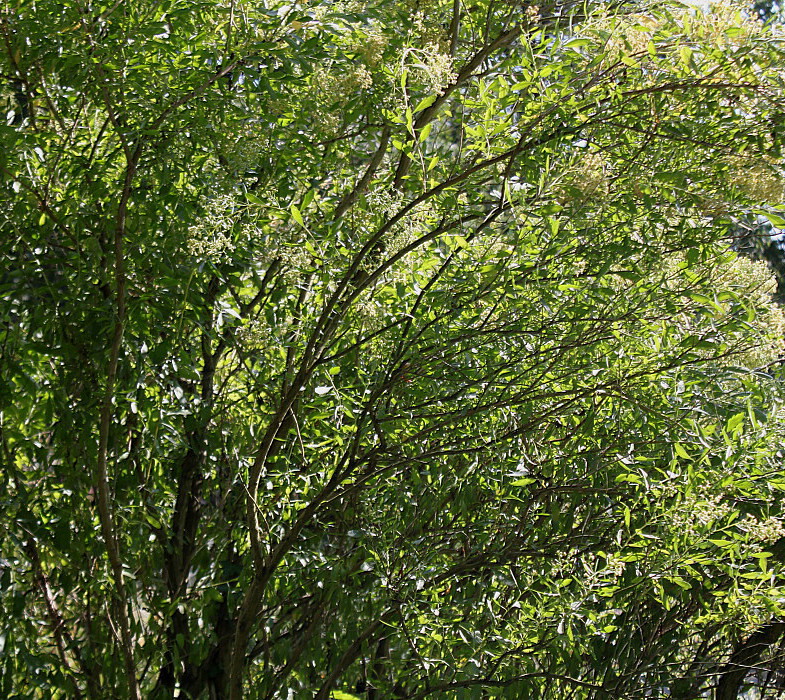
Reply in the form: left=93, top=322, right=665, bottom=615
left=3, top=0, right=785, bottom=697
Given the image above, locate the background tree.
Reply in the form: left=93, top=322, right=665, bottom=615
left=3, top=0, right=785, bottom=698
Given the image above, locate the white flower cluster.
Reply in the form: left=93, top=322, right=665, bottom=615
left=312, top=64, right=371, bottom=95
left=601, top=553, right=626, bottom=580
left=717, top=255, right=785, bottom=368
left=742, top=516, right=785, bottom=544
left=186, top=194, right=237, bottom=263
left=366, top=187, right=401, bottom=218
left=720, top=254, right=778, bottom=302
left=651, top=252, right=784, bottom=369
left=364, top=186, right=436, bottom=262
left=556, top=151, right=609, bottom=204
left=236, top=317, right=272, bottom=350
left=354, top=295, right=387, bottom=333
left=416, top=44, right=458, bottom=96
left=671, top=492, right=732, bottom=536
left=586, top=12, right=660, bottom=63
left=410, top=7, right=449, bottom=50
left=225, top=123, right=267, bottom=174
left=525, top=5, right=540, bottom=24
left=311, top=64, right=374, bottom=135
left=576, top=551, right=626, bottom=589
left=279, top=245, right=313, bottom=284
left=681, top=0, right=764, bottom=48
left=728, top=156, right=785, bottom=205
left=357, top=28, right=388, bottom=67
left=551, top=548, right=579, bottom=578
left=586, top=1, right=763, bottom=67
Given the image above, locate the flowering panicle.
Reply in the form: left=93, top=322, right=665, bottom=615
left=279, top=245, right=313, bottom=284
left=415, top=44, right=458, bottom=96
left=585, top=1, right=764, bottom=68
left=311, top=64, right=374, bottom=135
left=742, top=516, right=785, bottom=545
left=727, top=155, right=785, bottom=205
left=236, top=318, right=273, bottom=350
left=718, top=255, right=785, bottom=368
left=679, top=0, right=764, bottom=48
left=186, top=194, right=237, bottom=263
left=555, top=151, right=609, bottom=204
left=224, top=123, right=268, bottom=175
left=585, top=12, right=661, bottom=63
left=357, top=28, right=388, bottom=66
left=671, top=493, right=731, bottom=536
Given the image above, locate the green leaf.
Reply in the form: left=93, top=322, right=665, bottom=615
left=413, top=95, right=436, bottom=113
left=673, top=443, right=690, bottom=459
left=761, top=211, right=785, bottom=228
left=290, top=203, right=304, bottom=226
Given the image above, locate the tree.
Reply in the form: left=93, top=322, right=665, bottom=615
left=3, top=0, right=785, bottom=697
